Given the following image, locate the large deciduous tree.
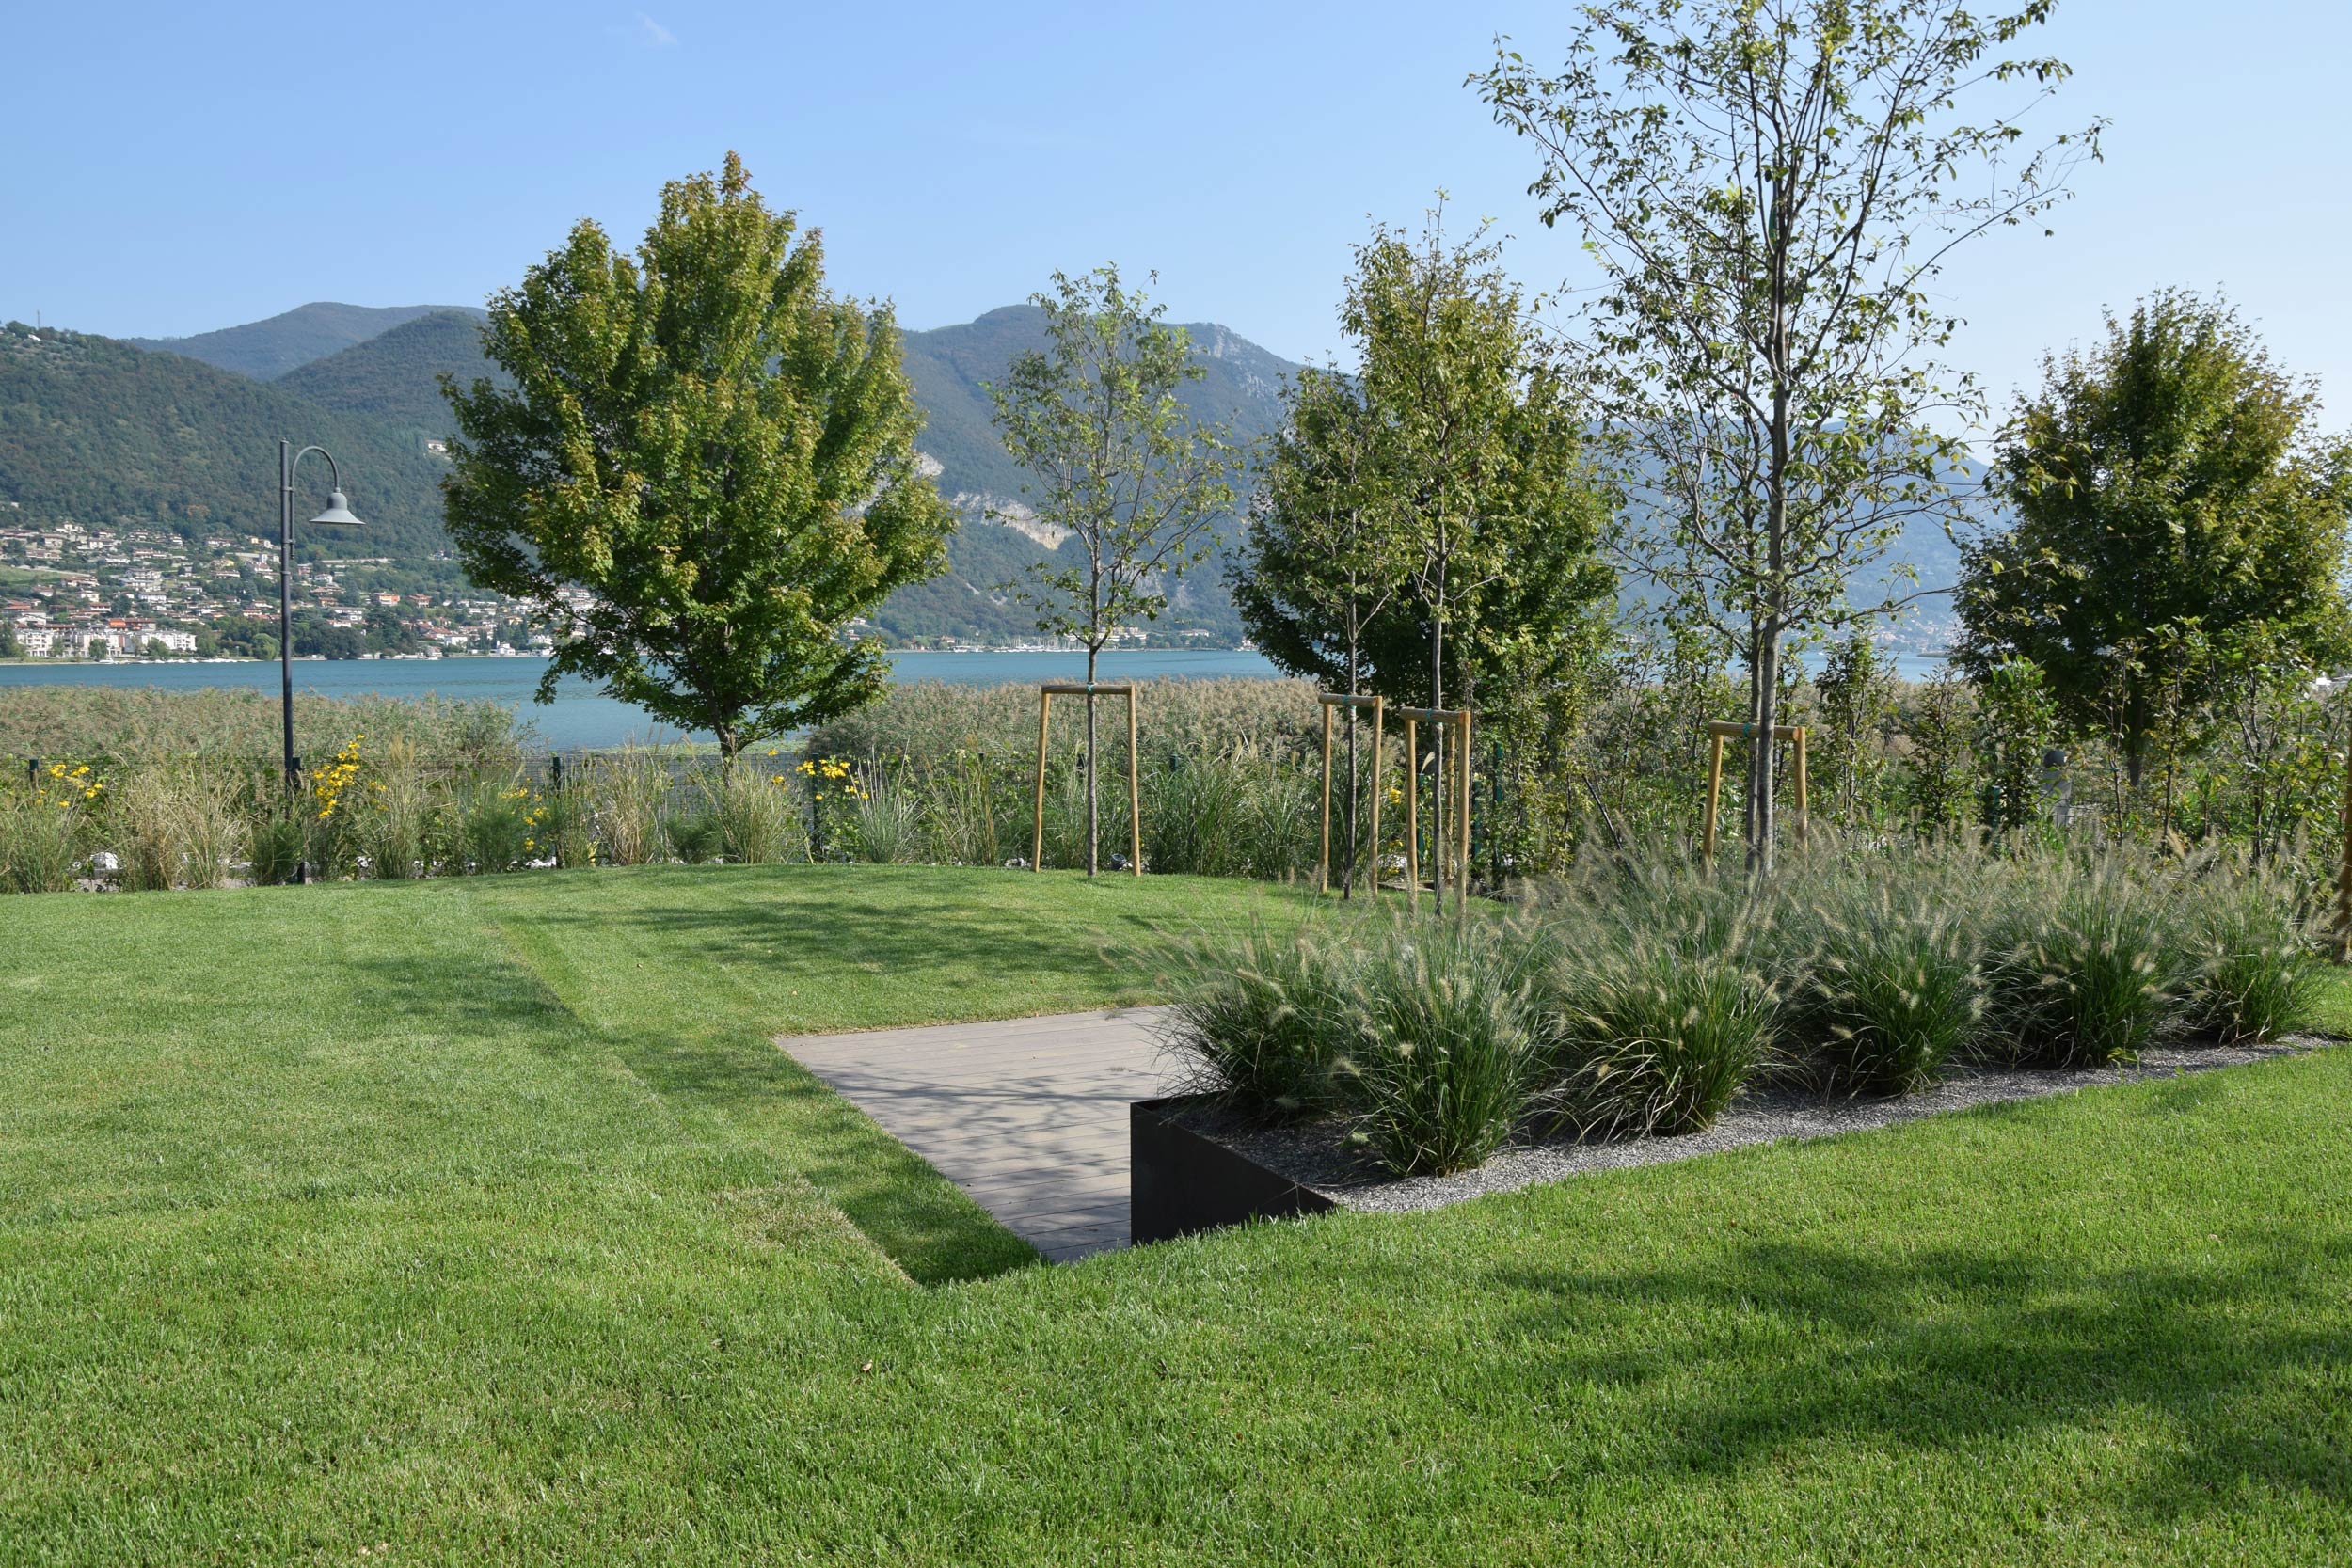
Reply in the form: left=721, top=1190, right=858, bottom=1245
left=1956, top=290, right=2352, bottom=784
left=1481, top=0, right=2101, bottom=872
left=990, top=266, right=1241, bottom=878
left=441, top=153, right=952, bottom=756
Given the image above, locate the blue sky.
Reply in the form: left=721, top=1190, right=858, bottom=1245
left=5, top=2, right=2344, bottom=429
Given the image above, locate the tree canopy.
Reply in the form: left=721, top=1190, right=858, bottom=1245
left=1239, top=214, right=1613, bottom=732
left=441, top=153, right=953, bottom=754
left=1957, top=290, right=2352, bottom=779
left=988, top=265, right=1240, bottom=874
left=1480, top=0, right=2101, bottom=868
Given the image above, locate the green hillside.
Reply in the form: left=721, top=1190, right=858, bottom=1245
left=245, top=301, right=1301, bottom=644
left=277, top=309, right=505, bottom=446
left=5, top=298, right=1977, bottom=648
left=124, top=302, right=472, bottom=381
left=0, top=324, right=456, bottom=559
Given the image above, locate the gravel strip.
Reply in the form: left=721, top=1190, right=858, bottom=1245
left=1168, top=1039, right=2328, bottom=1217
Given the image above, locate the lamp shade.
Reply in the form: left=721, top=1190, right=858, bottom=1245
left=308, top=490, right=364, bottom=527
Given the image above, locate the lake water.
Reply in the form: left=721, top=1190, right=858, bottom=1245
left=0, top=649, right=1286, bottom=749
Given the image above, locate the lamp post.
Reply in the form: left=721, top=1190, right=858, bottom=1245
left=276, top=437, right=364, bottom=820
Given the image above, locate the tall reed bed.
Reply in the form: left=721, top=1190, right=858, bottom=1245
left=1151, top=842, right=2326, bottom=1178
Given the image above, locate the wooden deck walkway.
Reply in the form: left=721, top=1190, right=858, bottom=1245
left=780, top=1007, right=1179, bottom=1263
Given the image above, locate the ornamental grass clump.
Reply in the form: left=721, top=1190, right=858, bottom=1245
left=846, top=766, right=922, bottom=865
left=1981, top=853, right=2173, bottom=1068
left=1779, top=865, right=1988, bottom=1096
left=351, top=740, right=432, bottom=879
left=445, top=780, right=539, bottom=874
left=1545, top=933, right=1777, bottom=1138
left=0, top=768, right=91, bottom=893
left=703, top=759, right=805, bottom=864
left=582, top=746, right=676, bottom=866
left=1534, top=851, right=1776, bottom=1136
left=2169, top=860, right=2325, bottom=1044
left=1334, top=917, right=1549, bottom=1176
left=106, top=760, right=243, bottom=891
left=1161, top=919, right=1355, bottom=1119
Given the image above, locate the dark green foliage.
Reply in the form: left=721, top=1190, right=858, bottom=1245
left=1904, top=674, right=1978, bottom=835
left=1977, top=658, right=2058, bottom=832
left=0, top=325, right=459, bottom=558
left=443, top=153, right=954, bottom=754
left=1959, top=291, right=2352, bottom=781
left=125, top=302, right=462, bottom=381
left=244, top=810, right=306, bottom=887
left=1812, top=632, right=1894, bottom=828
left=277, top=310, right=500, bottom=444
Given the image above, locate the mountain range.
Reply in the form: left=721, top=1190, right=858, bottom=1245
left=3, top=299, right=1967, bottom=646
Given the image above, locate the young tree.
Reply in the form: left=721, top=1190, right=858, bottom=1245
left=990, top=266, right=1242, bottom=877
left=1347, top=213, right=1617, bottom=898
left=1481, top=0, right=2101, bottom=872
left=1232, top=366, right=1408, bottom=894
left=441, top=153, right=952, bottom=756
left=1811, top=630, right=1895, bottom=827
left=1957, top=291, right=2352, bottom=784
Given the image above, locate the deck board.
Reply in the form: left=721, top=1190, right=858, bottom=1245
left=781, top=1007, right=1180, bottom=1262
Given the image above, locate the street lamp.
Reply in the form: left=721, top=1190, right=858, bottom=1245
left=276, top=438, right=365, bottom=803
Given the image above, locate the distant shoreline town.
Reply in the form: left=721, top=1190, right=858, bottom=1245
left=1, top=511, right=1239, bottom=663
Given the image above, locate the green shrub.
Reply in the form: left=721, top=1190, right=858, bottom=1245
left=1335, top=917, right=1548, bottom=1176
left=245, top=808, right=306, bottom=887
left=665, top=809, right=722, bottom=865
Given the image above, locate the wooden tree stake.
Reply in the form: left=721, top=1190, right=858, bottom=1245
left=1701, top=720, right=1808, bottom=863
left=1032, top=683, right=1142, bottom=876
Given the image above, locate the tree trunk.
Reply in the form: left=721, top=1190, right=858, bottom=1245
left=1343, top=646, right=1359, bottom=900
left=1429, top=577, right=1447, bottom=911
left=1749, top=626, right=1781, bottom=878
left=1084, top=642, right=1100, bottom=878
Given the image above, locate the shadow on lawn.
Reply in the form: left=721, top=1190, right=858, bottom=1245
left=340, top=929, right=1039, bottom=1289
left=1488, top=1225, right=2352, bottom=1522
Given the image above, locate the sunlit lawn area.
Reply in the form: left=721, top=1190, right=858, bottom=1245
left=3, top=864, right=2348, bottom=1563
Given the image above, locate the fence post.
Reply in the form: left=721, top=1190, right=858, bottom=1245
left=549, top=752, right=564, bottom=793
left=27, top=757, right=38, bottom=790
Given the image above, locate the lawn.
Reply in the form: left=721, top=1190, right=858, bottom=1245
left=2, top=863, right=2348, bottom=1564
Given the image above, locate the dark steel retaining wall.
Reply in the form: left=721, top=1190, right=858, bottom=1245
left=1131, top=1096, right=1338, bottom=1245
